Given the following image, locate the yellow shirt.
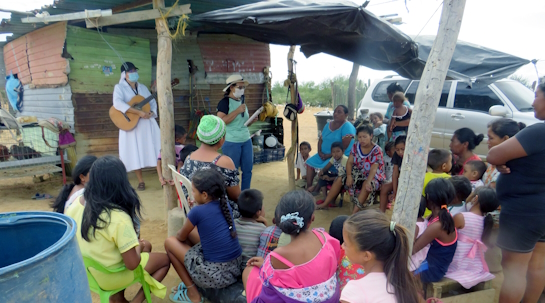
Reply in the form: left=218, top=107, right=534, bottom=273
left=66, top=197, right=139, bottom=269
left=422, top=172, right=451, bottom=217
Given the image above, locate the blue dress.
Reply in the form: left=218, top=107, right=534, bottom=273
left=306, top=121, right=356, bottom=170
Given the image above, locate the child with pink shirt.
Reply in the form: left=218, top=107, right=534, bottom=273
left=243, top=190, right=341, bottom=303
left=341, top=210, right=421, bottom=303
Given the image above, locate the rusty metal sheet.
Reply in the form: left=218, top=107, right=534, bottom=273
left=3, top=35, right=30, bottom=84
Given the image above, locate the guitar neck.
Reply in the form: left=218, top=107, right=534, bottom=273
left=134, top=92, right=158, bottom=109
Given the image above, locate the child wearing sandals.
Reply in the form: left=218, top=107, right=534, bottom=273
left=445, top=186, right=499, bottom=288
left=165, top=169, right=242, bottom=303
left=413, top=178, right=458, bottom=283
left=341, top=210, right=421, bottom=303
left=243, top=190, right=342, bottom=303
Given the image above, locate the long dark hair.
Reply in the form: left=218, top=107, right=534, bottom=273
left=344, top=210, right=421, bottom=303
left=454, top=128, right=484, bottom=151
left=51, top=155, right=97, bottom=213
left=425, top=178, right=456, bottom=234
left=488, top=118, right=525, bottom=138
left=192, top=169, right=236, bottom=238
left=81, top=156, right=142, bottom=241
left=472, top=186, right=500, bottom=246
left=275, top=190, right=315, bottom=235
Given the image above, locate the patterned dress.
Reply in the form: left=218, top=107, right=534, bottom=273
left=179, top=155, right=240, bottom=218
left=347, top=143, right=386, bottom=208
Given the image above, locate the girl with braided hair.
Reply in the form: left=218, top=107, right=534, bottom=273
left=165, top=169, right=242, bottom=303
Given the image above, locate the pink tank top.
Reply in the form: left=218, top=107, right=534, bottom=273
left=260, top=229, right=340, bottom=289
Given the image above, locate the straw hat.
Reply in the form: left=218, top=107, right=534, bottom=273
left=197, top=115, right=226, bottom=145
left=223, top=74, right=250, bottom=92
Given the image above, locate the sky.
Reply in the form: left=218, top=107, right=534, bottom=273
left=1, top=0, right=544, bottom=84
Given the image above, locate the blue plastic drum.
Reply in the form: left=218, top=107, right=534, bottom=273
left=0, top=211, right=92, bottom=303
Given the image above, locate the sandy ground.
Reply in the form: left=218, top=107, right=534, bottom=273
left=0, top=106, right=515, bottom=302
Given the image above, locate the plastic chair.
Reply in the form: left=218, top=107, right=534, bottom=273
left=168, top=164, right=192, bottom=215
left=82, top=256, right=152, bottom=303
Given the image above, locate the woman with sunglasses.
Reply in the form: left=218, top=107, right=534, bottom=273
left=217, top=74, right=258, bottom=190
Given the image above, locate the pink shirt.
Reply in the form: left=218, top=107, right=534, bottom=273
left=340, top=273, right=397, bottom=303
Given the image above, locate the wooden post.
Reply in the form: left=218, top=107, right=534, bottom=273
left=286, top=45, right=297, bottom=190
left=392, top=0, right=466, bottom=252
left=347, top=63, right=360, bottom=120
left=153, top=0, right=177, bottom=218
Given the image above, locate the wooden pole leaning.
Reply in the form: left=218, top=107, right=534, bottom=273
left=286, top=45, right=297, bottom=191
left=392, top=0, right=467, bottom=253
left=153, top=0, right=178, bottom=220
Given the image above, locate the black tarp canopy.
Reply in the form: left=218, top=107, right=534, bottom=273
left=192, top=0, right=530, bottom=86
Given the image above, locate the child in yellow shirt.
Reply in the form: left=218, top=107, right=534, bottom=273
left=422, top=149, right=452, bottom=217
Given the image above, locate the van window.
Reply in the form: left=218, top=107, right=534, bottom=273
left=405, top=81, right=451, bottom=106
left=453, top=83, right=503, bottom=112
left=371, top=80, right=410, bottom=103
left=494, top=81, right=534, bottom=112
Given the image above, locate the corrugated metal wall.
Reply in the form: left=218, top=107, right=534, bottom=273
left=19, top=85, right=74, bottom=129
left=65, top=25, right=152, bottom=93
left=2, top=22, right=68, bottom=87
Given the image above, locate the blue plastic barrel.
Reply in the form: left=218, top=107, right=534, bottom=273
left=0, top=211, right=92, bottom=303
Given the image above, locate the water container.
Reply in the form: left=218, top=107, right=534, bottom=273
left=314, top=110, right=334, bottom=138
left=0, top=211, right=92, bottom=303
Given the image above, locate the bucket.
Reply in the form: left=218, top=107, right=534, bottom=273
left=0, top=211, right=92, bottom=303
left=314, top=110, right=334, bottom=138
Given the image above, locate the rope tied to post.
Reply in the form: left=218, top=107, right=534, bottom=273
left=158, top=0, right=189, bottom=39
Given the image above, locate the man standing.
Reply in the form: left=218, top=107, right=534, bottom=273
left=112, top=62, right=160, bottom=191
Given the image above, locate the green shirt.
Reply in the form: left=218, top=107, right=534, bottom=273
left=217, top=97, right=251, bottom=143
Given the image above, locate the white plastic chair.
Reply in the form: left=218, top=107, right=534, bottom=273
left=168, top=164, right=193, bottom=215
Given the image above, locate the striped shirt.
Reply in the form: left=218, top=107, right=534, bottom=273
left=235, top=218, right=267, bottom=264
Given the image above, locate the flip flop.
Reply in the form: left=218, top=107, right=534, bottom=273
left=169, top=288, right=203, bottom=303
left=137, top=182, right=145, bottom=191
left=316, top=200, right=325, bottom=205
left=32, top=193, right=52, bottom=200
left=328, top=203, right=338, bottom=208
left=171, top=282, right=187, bottom=294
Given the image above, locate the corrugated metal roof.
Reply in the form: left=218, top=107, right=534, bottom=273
left=65, top=25, right=152, bottom=93
left=198, top=34, right=270, bottom=73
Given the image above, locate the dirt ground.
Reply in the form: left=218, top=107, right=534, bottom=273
left=0, top=106, right=515, bottom=302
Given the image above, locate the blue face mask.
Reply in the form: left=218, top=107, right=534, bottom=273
left=128, top=72, right=139, bottom=83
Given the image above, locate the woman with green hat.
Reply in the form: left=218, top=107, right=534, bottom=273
left=217, top=74, right=257, bottom=190
left=178, top=115, right=241, bottom=218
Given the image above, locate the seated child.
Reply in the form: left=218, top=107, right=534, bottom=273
left=463, top=160, right=487, bottom=191
left=388, top=92, right=412, bottom=141
left=370, top=112, right=387, bottom=152
left=413, top=178, right=458, bottom=283
left=296, top=141, right=312, bottom=184
left=52, top=155, right=97, bottom=213
left=341, top=210, right=421, bottom=303
left=243, top=190, right=341, bottom=303
left=257, top=224, right=282, bottom=258
left=422, top=148, right=453, bottom=217
left=382, top=141, right=395, bottom=183
left=66, top=156, right=169, bottom=302
left=315, top=142, right=347, bottom=207
left=328, top=215, right=365, bottom=291
left=379, top=136, right=406, bottom=212
left=165, top=169, right=242, bottom=303
left=410, top=197, right=431, bottom=271
left=448, top=176, right=473, bottom=216
left=235, top=189, right=267, bottom=266
left=445, top=186, right=499, bottom=289
left=158, top=125, right=187, bottom=185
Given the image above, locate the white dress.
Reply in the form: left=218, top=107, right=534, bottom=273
left=113, top=72, right=161, bottom=172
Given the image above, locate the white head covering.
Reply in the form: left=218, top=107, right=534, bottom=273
left=119, top=71, right=126, bottom=84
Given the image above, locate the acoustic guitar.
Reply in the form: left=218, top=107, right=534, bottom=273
left=110, top=79, right=180, bottom=131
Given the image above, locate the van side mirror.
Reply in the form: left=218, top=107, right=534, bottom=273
left=489, top=105, right=508, bottom=117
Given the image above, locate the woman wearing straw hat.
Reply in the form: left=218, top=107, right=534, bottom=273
left=179, top=115, right=241, bottom=218
left=216, top=74, right=257, bottom=190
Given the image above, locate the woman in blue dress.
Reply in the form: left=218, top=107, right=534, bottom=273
left=305, top=105, right=356, bottom=190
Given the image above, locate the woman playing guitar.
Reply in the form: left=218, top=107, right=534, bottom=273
left=113, top=62, right=160, bottom=191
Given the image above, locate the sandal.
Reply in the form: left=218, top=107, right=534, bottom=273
left=169, top=288, right=203, bottom=303
left=137, top=182, right=145, bottom=191
left=316, top=200, right=326, bottom=205
left=171, top=282, right=187, bottom=294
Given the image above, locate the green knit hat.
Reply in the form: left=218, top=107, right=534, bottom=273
left=197, top=115, right=226, bottom=145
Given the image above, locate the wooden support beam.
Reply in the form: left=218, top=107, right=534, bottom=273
left=154, top=0, right=178, bottom=219
left=392, top=0, right=466, bottom=253
left=112, top=0, right=153, bottom=13
left=85, top=5, right=191, bottom=28
left=286, top=45, right=297, bottom=191
left=347, top=63, right=360, bottom=121
left=21, top=9, right=112, bottom=23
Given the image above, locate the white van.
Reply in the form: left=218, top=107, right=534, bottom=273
left=357, top=76, right=539, bottom=158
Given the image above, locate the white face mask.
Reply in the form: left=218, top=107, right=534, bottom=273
left=233, top=88, right=245, bottom=99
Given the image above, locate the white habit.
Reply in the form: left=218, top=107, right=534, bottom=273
left=113, top=71, right=161, bottom=172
